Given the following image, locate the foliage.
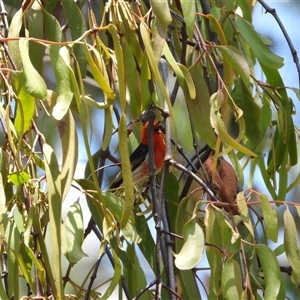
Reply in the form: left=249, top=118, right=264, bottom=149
left=0, top=0, right=299, bottom=299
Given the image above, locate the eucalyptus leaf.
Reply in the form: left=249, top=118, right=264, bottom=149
left=235, top=16, right=284, bottom=69
left=284, top=209, right=300, bottom=285
left=152, top=0, right=172, bottom=29
left=61, top=201, right=88, bottom=265
left=174, top=218, right=204, bottom=270
left=260, top=194, right=278, bottom=243
left=256, top=244, right=285, bottom=299
left=19, top=38, right=47, bottom=99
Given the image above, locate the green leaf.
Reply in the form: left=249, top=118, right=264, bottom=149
left=101, top=248, right=122, bottom=299
left=152, top=0, right=172, bottom=29
left=284, top=209, right=300, bottom=284
left=219, top=46, right=251, bottom=88
left=184, top=63, right=216, bottom=148
left=118, top=114, right=135, bottom=228
left=102, top=108, right=114, bottom=151
left=61, top=0, right=87, bottom=77
left=28, top=1, right=44, bottom=75
left=84, top=41, right=115, bottom=99
left=222, top=258, right=243, bottom=299
left=221, top=218, right=241, bottom=255
left=140, top=22, right=176, bottom=130
left=175, top=197, right=201, bottom=299
left=236, top=192, right=254, bottom=238
left=151, top=17, right=168, bottom=64
left=0, top=150, right=7, bottom=213
left=261, top=65, right=297, bottom=170
left=181, top=0, right=196, bottom=39
left=43, top=10, right=73, bottom=120
left=8, top=171, right=31, bottom=186
left=163, top=43, right=196, bottom=99
left=232, top=78, right=261, bottom=148
left=273, top=244, right=285, bottom=257
left=125, top=244, right=147, bottom=298
left=32, top=207, right=59, bottom=298
left=205, top=207, right=223, bottom=298
left=43, top=143, right=64, bottom=299
left=19, top=38, right=47, bottom=99
left=59, top=110, right=78, bottom=201
left=210, top=92, right=257, bottom=157
left=50, top=46, right=74, bottom=120
left=260, top=194, right=278, bottom=243
left=61, top=200, right=88, bottom=265
left=235, top=16, right=284, bottom=69
left=3, top=214, right=20, bottom=299
left=135, top=209, right=156, bottom=270
left=7, top=8, right=22, bottom=69
left=256, top=244, right=285, bottom=299
left=174, top=217, right=204, bottom=270
left=14, top=85, right=35, bottom=136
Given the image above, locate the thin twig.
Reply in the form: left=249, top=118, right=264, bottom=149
left=169, top=158, right=220, bottom=203
left=257, top=0, right=300, bottom=89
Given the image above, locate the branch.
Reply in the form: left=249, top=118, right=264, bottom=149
left=257, top=0, right=300, bottom=89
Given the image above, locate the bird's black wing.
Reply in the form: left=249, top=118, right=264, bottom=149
left=109, top=143, right=148, bottom=189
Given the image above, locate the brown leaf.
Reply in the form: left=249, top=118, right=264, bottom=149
left=203, top=156, right=239, bottom=215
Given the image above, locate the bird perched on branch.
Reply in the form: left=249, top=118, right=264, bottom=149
left=109, top=120, right=166, bottom=189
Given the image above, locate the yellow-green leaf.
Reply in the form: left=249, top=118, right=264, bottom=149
left=19, top=38, right=47, bottom=99
left=284, top=209, right=300, bottom=285
left=119, top=114, right=135, bottom=228
left=152, top=0, right=172, bottom=29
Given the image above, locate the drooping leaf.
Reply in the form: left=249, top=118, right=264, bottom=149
left=205, top=207, right=223, bottom=298
left=185, top=62, right=216, bottom=148
left=122, top=38, right=143, bottom=118
left=61, top=200, right=88, bottom=265
left=140, top=22, right=176, bottom=130
left=59, top=110, right=78, bottom=201
left=222, top=258, right=243, bottom=299
left=0, top=149, right=7, bottom=214
left=220, top=46, right=251, bottom=88
left=256, top=244, right=285, bottom=299
left=152, top=0, right=172, bottom=29
left=231, top=78, right=261, bottom=147
left=43, top=143, right=64, bottom=299
left=51, top=46, right=74, bottom=120
left=181, top=0, right=196, bottom=40
left=84, top=41, right=115, bottom=99
left=100, top=248, right=122, bottom=299
left=108, top=24, right=126, bottom=111
left=19, top=38, right=47, bottom=99
left=284, top=209, right=300, bottom=285
left=210, top=92, right=257, bottom=157
left=28, top=1, right=44, bottom=75
left=61, top=0, right=87, bottom=77
left=260, top=194, right=278, bottom=243
left=7, top=8, right=22, bottom=69
left=235, top=16, right=284, bottom=69
left=221, top=218, right=241, bottom=255
left=14, top=86, right=35, bottom=136
left=174, top=216, right=205, bottom=270
left=43, top=10, right=73, bottom=120
left=236, top=192, right=254, bottom=238
left=118, top=114, right=135, bottom=228
left=3, top=214, right=20, bottom=299
left=175, top=196, right=201, bottom=299
left=125, top=244, right=147, bottom=298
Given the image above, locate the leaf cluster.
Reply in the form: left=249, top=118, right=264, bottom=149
left=0, top=0, right=299, bottom=299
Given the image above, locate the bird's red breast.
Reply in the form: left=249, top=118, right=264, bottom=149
left=110, top=120, right=166, bottom=189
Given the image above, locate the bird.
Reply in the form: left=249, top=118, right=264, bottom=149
left=109, top=120, right=166, bottom=190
